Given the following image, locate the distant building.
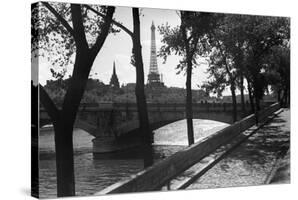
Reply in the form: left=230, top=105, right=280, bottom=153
left=109, top=61, right=120, bottom=89
left=147, top=21, right=164, bottom=88
left=121, top=83, right=136, bottom=92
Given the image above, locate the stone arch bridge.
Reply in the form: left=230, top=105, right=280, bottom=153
left=41, top=102, right=268, bottom=152
left=40, top=102, right=254, bottom=138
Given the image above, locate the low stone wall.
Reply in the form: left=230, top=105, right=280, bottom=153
left=96, top=103, right=280, bottom=195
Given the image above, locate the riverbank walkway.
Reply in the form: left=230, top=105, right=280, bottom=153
left=163, top=108, right=290, bottom=190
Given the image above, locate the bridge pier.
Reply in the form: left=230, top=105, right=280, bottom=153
left=92, top=137, right=119, bottom=153
left=92, top=136, right=141, bottom=154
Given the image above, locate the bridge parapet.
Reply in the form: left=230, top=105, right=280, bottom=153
left=40, top=102, right=271, bottom=138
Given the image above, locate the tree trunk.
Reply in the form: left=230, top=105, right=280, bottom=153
left=54, top=122, right=75, bottom=196
left=180, top=13, right=196, bottom=146
left=255, top=95, right=260, bottom=111
left=277, top=89, right=281, bottom=104
left=230, top=82, right=237, bottom=122
left=280, top=90, right=284, bottom=107
left=240, top=74, right=246, bottom=117
left=132, top=8, right=153, bottom=168
left=186, top=59, right=194, bottom=145
left=55, top=51, right=94, bottom=196
left=39, top=84, right=76, bottom=197
left=40, top=93, right=76, bottom=197
left=283, top=87, right=288, bottom=108
left=247, top=80, right=255, bottom=114
left=41, top=49, right=95, bottom=197
left=287, top=86, right=290, bottom=107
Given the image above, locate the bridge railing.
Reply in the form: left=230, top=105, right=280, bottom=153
left=96, top=103, right=280, bottom=195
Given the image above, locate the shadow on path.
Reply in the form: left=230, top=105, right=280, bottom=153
left=187, top=109, right=290, bottom=189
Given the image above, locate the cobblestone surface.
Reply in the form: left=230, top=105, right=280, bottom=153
left=186, top=109, right=290, bottom=190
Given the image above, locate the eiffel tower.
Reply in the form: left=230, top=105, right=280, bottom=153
left=147, top=21, right=164, bottom=87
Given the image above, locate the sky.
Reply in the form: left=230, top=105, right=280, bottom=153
left=38, top=5, right=210, bottom=90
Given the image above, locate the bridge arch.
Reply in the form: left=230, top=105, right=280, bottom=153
left=39, top=119, right=100, bottom=138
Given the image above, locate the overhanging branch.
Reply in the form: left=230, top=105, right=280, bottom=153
left=39, top=84, right=60, bottom=124
left=70, top=4, right=89, bottom=50
left=84, top=5, right=133, bottom=38
left=90, top=6, right=115, bottom=57
left=42, top=2, right=75, bottom=37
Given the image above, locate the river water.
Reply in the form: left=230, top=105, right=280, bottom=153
left=39, top=119, right=228, bottom=198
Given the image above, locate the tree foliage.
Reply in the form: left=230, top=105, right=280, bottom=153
left=263, top=43, right=290, bottom=105
left=201, top=13, right=290, bottom=111
left=159, top=12, right=219, bottom=74
left=32, top=2, right=118, bottom=80
left=241, top=15, right=289, bottom=106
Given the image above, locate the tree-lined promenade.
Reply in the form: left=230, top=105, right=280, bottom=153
left=32, top=2, right=290, bottom=197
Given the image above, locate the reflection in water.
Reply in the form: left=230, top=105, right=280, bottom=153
left=39, top=119, right=228, bottom=198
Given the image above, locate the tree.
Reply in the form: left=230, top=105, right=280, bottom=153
left=221, top=15, right=248, bottom=117
left=85, top=6, right=153, bottom=167
left=132, top=8, right=154, bottom=167
left=263, top=44, right=290, bottom=107
left=202, top=44, right=239, bottom=122
left=204, top=14, right=290, bottom=121
left=241, top=15, right=290, bottom=111
left=32, top=2, right=115, bottom=196
left=159, top=11, right=219, bottom=145
left=202, top=15, right=250, bottom=121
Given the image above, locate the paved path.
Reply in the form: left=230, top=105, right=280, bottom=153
left=185, top=109, right=290, bottom=189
